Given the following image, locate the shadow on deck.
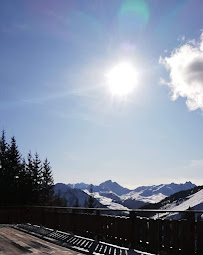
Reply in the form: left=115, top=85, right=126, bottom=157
left=13, top=224, right=153, bottom=255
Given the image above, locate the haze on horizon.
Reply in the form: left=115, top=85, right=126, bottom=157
left=0, top=0, right=203, bottom=188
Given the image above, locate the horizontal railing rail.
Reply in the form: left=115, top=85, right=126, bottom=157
left=1, top=205, right=203, bottom=213
left=0, top=206, right=203, bottom=255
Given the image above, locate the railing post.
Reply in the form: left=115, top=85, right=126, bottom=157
left=25, top=207, right=31, bottom=224
left=130, top=211, right=136, bottom=249
left=179, top=211, right=195, bottom=255
left=71, top=207, right=76, bottom=233
left=157, top=213, right=161, bottom=255
left=188, top=211, right=195, bottom=254
left=96, top=210, right=101, bottom=241
left=196, top=217, right=203, bottom=254
left=40, top=207, right=45, bottom=227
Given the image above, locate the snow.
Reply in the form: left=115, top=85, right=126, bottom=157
left=84, top=190, right=129, bottom=211
left=93, top=192, right=129, bottom=211
left=167, top=189, right=203, bottom=211
left=83, top=182, right=197, bottom=210
left=121, top=191, right=166, bottom=204
left=154, top=189, right=203, bottom=219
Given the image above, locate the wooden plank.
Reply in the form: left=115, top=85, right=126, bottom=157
left=162, top=220, right=171, bottom=253
left=0, top=227, right=82, bottom=254
left=196, top=220, right=203, bottom=254
left=179, top=219, right=195, bottom=255
left=148, top=219, right=159, bottom=253
left=170, top=220, right=180, bottom=254
left=138, top=217, right=148, bottom=251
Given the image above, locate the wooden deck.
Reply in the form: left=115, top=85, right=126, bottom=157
left=0, top=227, right=82, bottom=254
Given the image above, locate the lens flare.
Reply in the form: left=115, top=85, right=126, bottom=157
left=118, top=0, right=150, bottom=34
left=119, top=0, right=149, bottom=21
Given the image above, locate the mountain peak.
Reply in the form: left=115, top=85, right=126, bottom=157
left=98, top=180, right=130, bottom=196
left=100, top=180, right=113, bottom=185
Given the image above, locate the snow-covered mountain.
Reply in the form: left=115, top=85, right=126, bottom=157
left=91, top=180, right=131, bottom=196
left=61, top=180, right=196, bottom=209
left=67, top=182, right=90, bottom=190
left=120, top=181, right=195, bottom=205
left=142, top=186, right=203, bottom=219
left=54, top=183, right=104, bottom=208
left=133, top=182, right=195, bottom=197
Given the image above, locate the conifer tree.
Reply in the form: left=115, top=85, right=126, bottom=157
left=0, top=130, right=8, bottom=205
left=7, top=136, right=22, bottom=205
left=0, top=129, right=58, bottom=206
left=32, top=152, right=42, bottom=205
left=0, top=130, right=7, bottom=171
left=87, top=184, right=95, bottom=208
left=19, top=158, right=32, bottom=205
left=74, top=197, right=79, bottom=207
left=18, top=158, right=26, bottom=205
left=84, top=199, right=88, bottom=208
left=26, top=151, right=34, bottom=204
left=41, top=158, right=54, bottom=205
left=52, top=191, right=67, bottom=206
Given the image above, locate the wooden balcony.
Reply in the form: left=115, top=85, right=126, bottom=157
left=0, top=206, right=203, bottom=255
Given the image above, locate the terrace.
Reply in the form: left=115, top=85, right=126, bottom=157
left=0, top=206, right=203, bottom=255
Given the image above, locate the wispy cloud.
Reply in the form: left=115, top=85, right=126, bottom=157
left=160, top=31, right=203, bottom=111
left=13, top=23, right=29, bottom=31
left=54, top=111, right=111, bottom=127
left=0, top=88, right=90, bottom=111
left=184, top=159, right=203, bottom=169
left=0, top=22, right=29, bottom=34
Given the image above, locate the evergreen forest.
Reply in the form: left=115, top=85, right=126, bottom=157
left=0, top=130, right=64, bottom=206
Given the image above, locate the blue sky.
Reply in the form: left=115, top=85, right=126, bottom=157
left=0, top=0, right=203, bottom=188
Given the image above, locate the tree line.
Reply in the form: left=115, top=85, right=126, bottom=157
left=0, top=130, right=65, bottom=206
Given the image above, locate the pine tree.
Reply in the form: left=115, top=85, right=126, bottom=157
left=87, top=184, right=95, bottom=208
left=74, top=197, right=79, bottom=207
left=84, top=199, right=88, bottom=208
left=0, top=130, right=7, bottom=171
left=41, top=158, right=54, bottom=205
left=7, top=136, right=22, bottom=205
left=18, top=158, right=35, bottom=205
left=26, top=151, right=34, bottom=205
left=0, top=130, right=8, bottom=205
left=32, top=152, right=42, bottom=205
left=18, top=158, right=27, bottom=205
left=52, top=191, right=67, bottom=206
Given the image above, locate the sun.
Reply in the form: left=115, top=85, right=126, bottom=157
left=106, top=62, right=137, bottom=96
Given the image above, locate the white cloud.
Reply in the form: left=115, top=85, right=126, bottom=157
left=177, top=35, right=185, bottom=42
left=160, top=32, right=203, bottom=111
left=185, top=159, right=203, bottom=169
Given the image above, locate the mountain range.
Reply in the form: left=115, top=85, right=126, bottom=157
left=54, top=183, right=105, bottom=208
left=54, top=180, right=196, bottom=210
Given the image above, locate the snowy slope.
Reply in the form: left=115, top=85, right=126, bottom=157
left=154, top=189, right=203, bottom=219
left=84, top=190, right=129, bottom=211
left=129, top=181, right=195, bottom=199
left=165, top=189, right=203, bottom=211
left=121, top=191, right=166, bottom=204
left=118, top=181, right=195, bottom=206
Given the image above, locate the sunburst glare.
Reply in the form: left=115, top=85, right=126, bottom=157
left=106, top=62, right=138, bottom=97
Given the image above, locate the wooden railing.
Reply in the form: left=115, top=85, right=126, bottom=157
left=0, top=206, right=203, bottom=255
